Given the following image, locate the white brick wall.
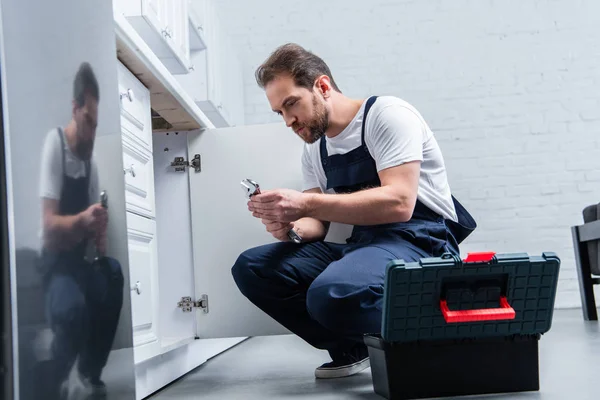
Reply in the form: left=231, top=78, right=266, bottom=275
left=215, top=0, right=600, bottom=309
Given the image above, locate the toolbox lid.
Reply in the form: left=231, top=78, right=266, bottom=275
left=380, top=252, right=561, bottom=343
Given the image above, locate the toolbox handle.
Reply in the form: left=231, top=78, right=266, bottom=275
left=440, top=296, right=516, bottom=323
left=463, top=251, right=496, bottom=263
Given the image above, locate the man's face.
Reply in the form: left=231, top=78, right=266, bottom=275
left=72, top=93, right=98, bottom=160
left=265, top=75, right=329, bottom=144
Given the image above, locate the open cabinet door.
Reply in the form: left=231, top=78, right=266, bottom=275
left=188, top=122, right=305, bottom=338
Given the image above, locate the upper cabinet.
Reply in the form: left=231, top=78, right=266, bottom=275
left=115, top=0, right=245, bottom=128
left=118, top=0, right=192, bottom=74
left=175, top=0, right=245, bottom=127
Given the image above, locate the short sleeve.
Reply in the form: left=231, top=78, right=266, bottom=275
left=301, top=144, right=320, bottom=191
left=365, top=104, right=425, bottom=172
left=39, top=129, right=63, bottom=200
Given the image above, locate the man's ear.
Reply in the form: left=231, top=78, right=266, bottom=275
left=315, top=75, right=332, bottom=98
left=72, top=100, right=77, bottom=117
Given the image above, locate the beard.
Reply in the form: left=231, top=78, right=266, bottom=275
left=293, top=95, right=329, bottom=144
left=75, top=138, right=94, bottom=161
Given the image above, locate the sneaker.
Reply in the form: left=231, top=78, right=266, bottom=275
left=315, top=345, right=370, bottom=379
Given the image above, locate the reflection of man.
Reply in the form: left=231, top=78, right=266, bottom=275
left=38, top=62, right=123, bottom=400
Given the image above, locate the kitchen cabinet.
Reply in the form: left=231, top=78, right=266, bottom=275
left=117, top=61, right=162, bottom=364
left=174, top=0, right=245, bottom=128
left=117, top=0, right=191, bottom=74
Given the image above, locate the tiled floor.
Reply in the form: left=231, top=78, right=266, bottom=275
left=149, top=309, right=600, bottom=400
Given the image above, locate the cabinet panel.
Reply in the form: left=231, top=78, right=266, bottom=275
left=170, top=0, right=190, bottom=64
left=174, top=0, right=244, bottom=127
left=187, top=123, right=303, bottom=338
left=121, top=0, right=191, bottom=74
left=142, top=0, right=165, bottom=31
left=188, top=0, right=206, bottom=51
left=126, top=212, right=160, bottom=362
left=122, top=135, right=156, bottom=219
left=117, top=61, right=151, bottom=147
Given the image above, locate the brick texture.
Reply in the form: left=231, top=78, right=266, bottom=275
left=215, top=0, right=600, bottom=309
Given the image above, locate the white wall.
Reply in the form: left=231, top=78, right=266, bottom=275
left=0, top=0, right=136, bottom=394
left=215, top=0, right=600, bottom=309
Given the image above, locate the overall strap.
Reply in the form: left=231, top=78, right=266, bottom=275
left=319, top=130, right=328, bottom=162
left=360, top=96, right=378, bottom=147
left=319, top=95, right=379, bottom=161
left=57, top=126, right=92, bottom=190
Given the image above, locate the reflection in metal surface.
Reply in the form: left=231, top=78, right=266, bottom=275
left=1, top=55, right=15, bottom=400
left=30, top=63, right=125, bottom=400
left=2, top=0, right=138, bottom=398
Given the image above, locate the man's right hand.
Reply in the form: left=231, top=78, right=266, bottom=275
left=81, top=203, right=108, bottom=236
left=261, top=218, right=294, bottom=242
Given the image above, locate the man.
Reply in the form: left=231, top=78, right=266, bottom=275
left=37, top=62, right=124, bottom=399
left=232, top=43, right=477, bottom=379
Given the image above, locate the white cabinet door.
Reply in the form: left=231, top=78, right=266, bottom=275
left=172, top=0, right=190, bottom=65
left=122, top=135, right=156, bottom=219
left=187, top=0, right=206, bottom=51
left=126, top=211, right=161, bottom=363
left=142, top=0, right=165, bottom=34
left=159, top=0, right=190, bottom=71
left=152, top=132, right=198, bottom=351
left=187, top=123, right=307, bottom=338
left=121, top=0, right=191, bottom=74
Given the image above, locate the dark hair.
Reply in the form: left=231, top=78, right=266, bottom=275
left=255, top=43, right=341, bottom=93
left=73, top=62, right=99, bottom=107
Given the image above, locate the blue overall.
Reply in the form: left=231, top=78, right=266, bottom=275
left=39, top=128, right=124, bottom=398
left=231, top=97, right=476, bottom=358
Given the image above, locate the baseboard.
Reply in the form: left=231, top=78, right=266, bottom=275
left=134, top=336, right=248, bottom=400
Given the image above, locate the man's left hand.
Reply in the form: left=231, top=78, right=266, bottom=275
left=248, top=189, right=308, bottom=222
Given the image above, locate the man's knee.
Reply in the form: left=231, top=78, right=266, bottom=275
left=231, top=248, right=262, bottom=298
left=103, top=257, right=124, bottom=288
left=231, top=243, right=288, bottom=299
left=47, top=277, right=87, bottom=329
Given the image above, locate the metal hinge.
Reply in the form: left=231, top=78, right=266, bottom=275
left=177, top=295, right=208, bottom=313
left=170, top=154, right=201, bottom=172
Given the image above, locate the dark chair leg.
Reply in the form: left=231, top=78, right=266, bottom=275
left=572, top=226, right=598, bottom=321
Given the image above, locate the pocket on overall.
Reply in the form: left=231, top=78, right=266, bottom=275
left=385, top=220, right=450, bottom=258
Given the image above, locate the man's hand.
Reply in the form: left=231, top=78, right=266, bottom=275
left=248, top=189, right=308, bottom=223
left=81, top=203, right=108, bottom=236
left=261, top=218, right=294, bottom=242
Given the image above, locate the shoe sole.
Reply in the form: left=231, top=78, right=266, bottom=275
left=315, top=358, right=370, bottom=379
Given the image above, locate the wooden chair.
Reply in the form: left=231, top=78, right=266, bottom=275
left=571, top=203, right=600, bottom=320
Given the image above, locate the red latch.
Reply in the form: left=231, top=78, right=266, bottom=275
left=440, top=296, right=516, bottom=323
left=464, top=251, right=496, bottom=263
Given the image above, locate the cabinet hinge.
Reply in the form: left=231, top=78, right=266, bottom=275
left=170, top=154, right=201, bottom=172
left=177, top=295, right=209, bottom=314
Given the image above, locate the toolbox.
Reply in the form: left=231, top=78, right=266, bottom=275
left=364, top=251, right=561, bottom=400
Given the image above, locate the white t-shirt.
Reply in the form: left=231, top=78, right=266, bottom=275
left=38, top=128, right=100, bottom=256
left=39, top=127, right=99, bottom=204
left=301, top=95, right=457, bottom=222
